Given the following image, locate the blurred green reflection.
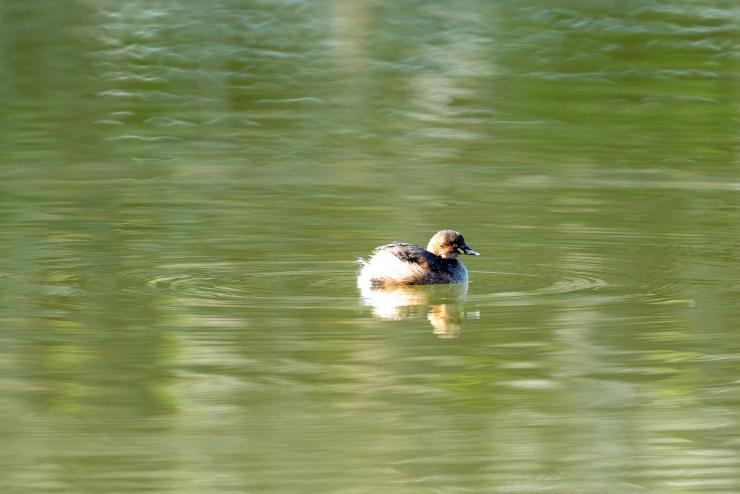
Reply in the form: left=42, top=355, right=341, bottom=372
left=1, top=1, right=739, bottom=493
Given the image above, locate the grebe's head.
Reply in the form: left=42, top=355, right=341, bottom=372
left=426, top=230, right=480, bottom=259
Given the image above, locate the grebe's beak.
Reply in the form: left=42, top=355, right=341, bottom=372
left=460, top=244, right=480, bottom=256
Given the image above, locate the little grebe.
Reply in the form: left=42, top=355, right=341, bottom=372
left=357, top=229, right=479, bottom=287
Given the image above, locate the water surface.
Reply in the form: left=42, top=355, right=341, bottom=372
left=1, top=1, right=739, bottom=493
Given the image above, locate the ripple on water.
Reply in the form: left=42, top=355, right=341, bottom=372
left=468, top=268, right=613, bottom=306
left=142, top=263, right=621, bottom=313
left=138, top=246, right=735, bottom=313
left=142, top=261, right=358, bottom=309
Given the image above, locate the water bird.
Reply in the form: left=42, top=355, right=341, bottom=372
left=357, top=229, right=479, bottom=287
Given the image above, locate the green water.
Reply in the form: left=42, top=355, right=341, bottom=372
left=1, top=1, right=739, bottom=492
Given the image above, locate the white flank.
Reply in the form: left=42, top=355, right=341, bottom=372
left=356, top=250, right=427, bottom=287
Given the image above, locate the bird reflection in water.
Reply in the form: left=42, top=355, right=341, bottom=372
left=358, top=282, right=470, bottom=338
